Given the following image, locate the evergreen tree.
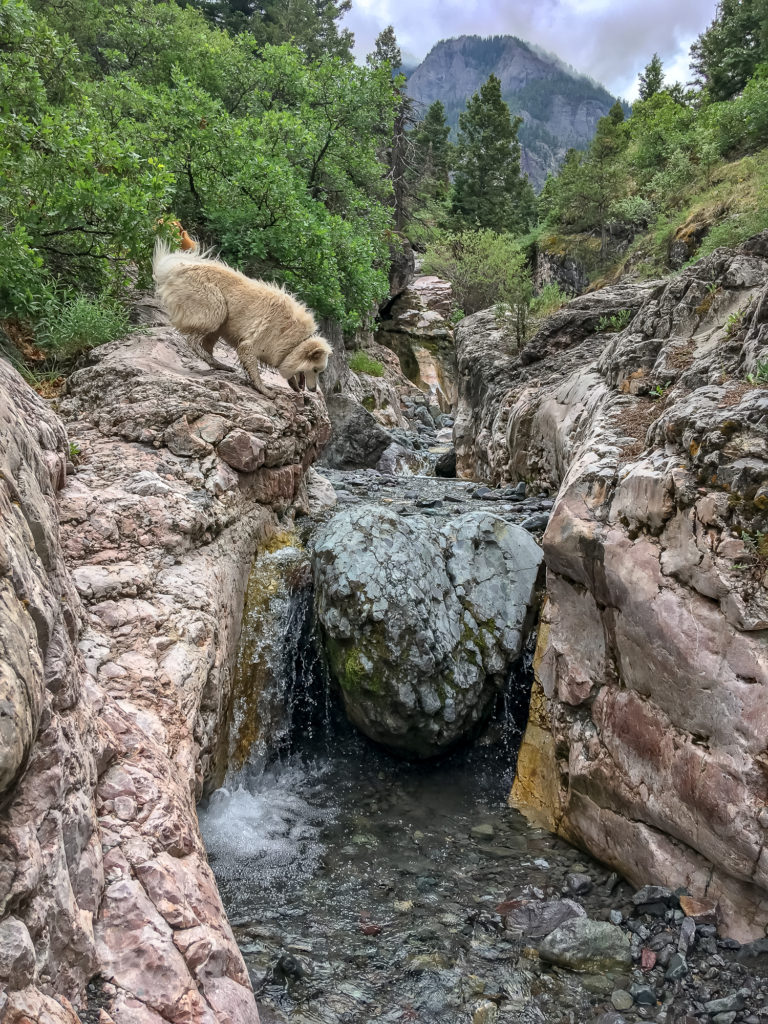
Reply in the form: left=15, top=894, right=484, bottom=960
left=367, top=23, right=401, bottom=71
left=368, top=26, right=413, bottom=230
left=451, top=74, right=532, bottom=233
left=638, top=53, right=665, bottom=100
left=411, top=101, right=452, bottom=200
left=588, top=107, right=628, bottom=257
left=691, top=0, right=768, bottom=101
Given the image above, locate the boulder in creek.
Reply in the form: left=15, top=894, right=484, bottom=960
left=319, top=394, right=394, bottom=470
left=538, top=917, right=632, bottom=973
left=312, top=506, right=543, bottom=758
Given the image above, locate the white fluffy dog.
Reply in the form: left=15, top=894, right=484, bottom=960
left=153, top=239, right=332, bottom=396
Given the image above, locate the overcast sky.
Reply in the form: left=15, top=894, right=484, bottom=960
left=343, top=0, right=717, bottom=101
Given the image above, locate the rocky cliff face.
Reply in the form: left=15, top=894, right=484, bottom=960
left=454, top=236, right=768, bottom=940
left=406, top=35, right=619, bottom=189
left=0, top=323, right=329, bottom=1020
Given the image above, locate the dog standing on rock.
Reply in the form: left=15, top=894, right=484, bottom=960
left=152, top=236, right=332, bottom=396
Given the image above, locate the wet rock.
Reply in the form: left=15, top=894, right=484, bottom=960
left=704, top=989, right=749, bottom=1014
left=520, top=512, right=550, bottom=532
left=665, top=953, right=688, bottom=980
left=611, top=989, right=634, bottom=1011
left=629, top=983, right=657, bottom=1005
left=538, top=918, right=632, bottom=972
left=565, top=873, right=593, bottom=896
left=313, top=507, right=542, bottom=758
left=633, top=886, right=677, bottom=915
left=434, top=447, right=457, bottom=478
left=320, top=395, right=393, bottom=470
left=501, top=899, right=586, bottom=941
left=678, top=917, right=696, bottom=953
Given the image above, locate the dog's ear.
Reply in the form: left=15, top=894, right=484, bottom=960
left=306, top=337, right=332, bottom=365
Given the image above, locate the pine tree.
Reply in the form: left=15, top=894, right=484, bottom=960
left=588, top=107, right=628, bottom=258
left=367, top=23, right=401, bottom=71
left=691, top=0, right=768, bottom=101
left=451, top=74, right=532, bottom=233
left=368, top=26, right=413, bottom=230
left=638, top=53, right=664, bottom=100
left=411, top=101, right=452, bottom=201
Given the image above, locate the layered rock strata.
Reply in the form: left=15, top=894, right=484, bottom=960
left=454, top=237, right=768, bottom=940
left=0, top=327, right=329, bottom=1021
left=377, top=275, right=457, bottom=409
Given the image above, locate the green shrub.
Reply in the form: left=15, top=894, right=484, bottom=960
left=596, top=309, right=633, bottom=333
left=38, top=295, right=132, bottom=359
left=746, top=359, right=768, bottom=384
left=610, top=195, right=655, bottom=227
left=348, top=350, right=385, bottom=377
left=422, top=230, right=531, bottom=315
left=531, top=283, right=568, bottom=318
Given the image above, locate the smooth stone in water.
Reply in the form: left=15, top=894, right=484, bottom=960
left=611, top=990, right=634, bottom=1011
left=629, top=983, right=656, bottom=1006
left=538, top=918, right=632, bottom=973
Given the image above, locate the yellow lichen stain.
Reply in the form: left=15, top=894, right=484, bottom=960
left=689, top=440, right=700, bottom=458
left=509, top=626, right=564, bottom=832
left=227, top=531, right=305, bottom=772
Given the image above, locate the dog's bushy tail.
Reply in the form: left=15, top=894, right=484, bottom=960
left=152, top=236, right=221, bottom=285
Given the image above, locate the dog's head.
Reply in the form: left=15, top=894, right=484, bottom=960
left=295, top=336, right=332, bottom=391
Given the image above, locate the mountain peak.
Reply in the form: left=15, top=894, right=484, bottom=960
left=405, top=34, right=621, bottom=189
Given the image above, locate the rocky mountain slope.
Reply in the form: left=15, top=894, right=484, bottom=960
left=454, top=233, right=768, bottom=940
left=405, top=35, right=621, bottom=188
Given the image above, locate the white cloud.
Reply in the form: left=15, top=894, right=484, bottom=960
left=343, top=0, right=716, bottom=100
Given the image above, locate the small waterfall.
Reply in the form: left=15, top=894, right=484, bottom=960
left=199, top=537, right=334, bottom=889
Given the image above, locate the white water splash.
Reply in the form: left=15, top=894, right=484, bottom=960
left=199, top=764, right=335, bottom=887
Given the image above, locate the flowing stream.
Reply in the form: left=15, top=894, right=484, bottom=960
left=198, top=470, right=767, bottom=1024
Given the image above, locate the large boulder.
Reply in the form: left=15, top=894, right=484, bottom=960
left=313, top=507, right=543, bottom=758
left=319, top=394, right=394, bottom=470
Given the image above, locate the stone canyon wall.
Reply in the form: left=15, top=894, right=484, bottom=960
left=0, top=321, right=328, bottom=1022
left=454, top=236, right=768, bottom=940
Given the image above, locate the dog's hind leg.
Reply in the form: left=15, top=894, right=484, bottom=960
left=236, top=341, right=277, bottom=399
left=198, top=332, right=235, bottom=372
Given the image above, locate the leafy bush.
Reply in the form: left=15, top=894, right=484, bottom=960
left=0, top=0, right=399, bottom=349
left=422, top=230, right=531, bottom=315
left=348, top=350, right=385, bottom=377
left=596, top=309, right=633, bottom=332
left=746, top=359, right=768, bottom=384
left=610, top=195, right=655, bottom=227
left=531, top=283, right=568, bottom=318
left=38, top=296, right=132, bottom=359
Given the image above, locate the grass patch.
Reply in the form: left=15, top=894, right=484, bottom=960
left=38, top=295, right=132, bottom=360
left=348, top=350, right=385, bottom=377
